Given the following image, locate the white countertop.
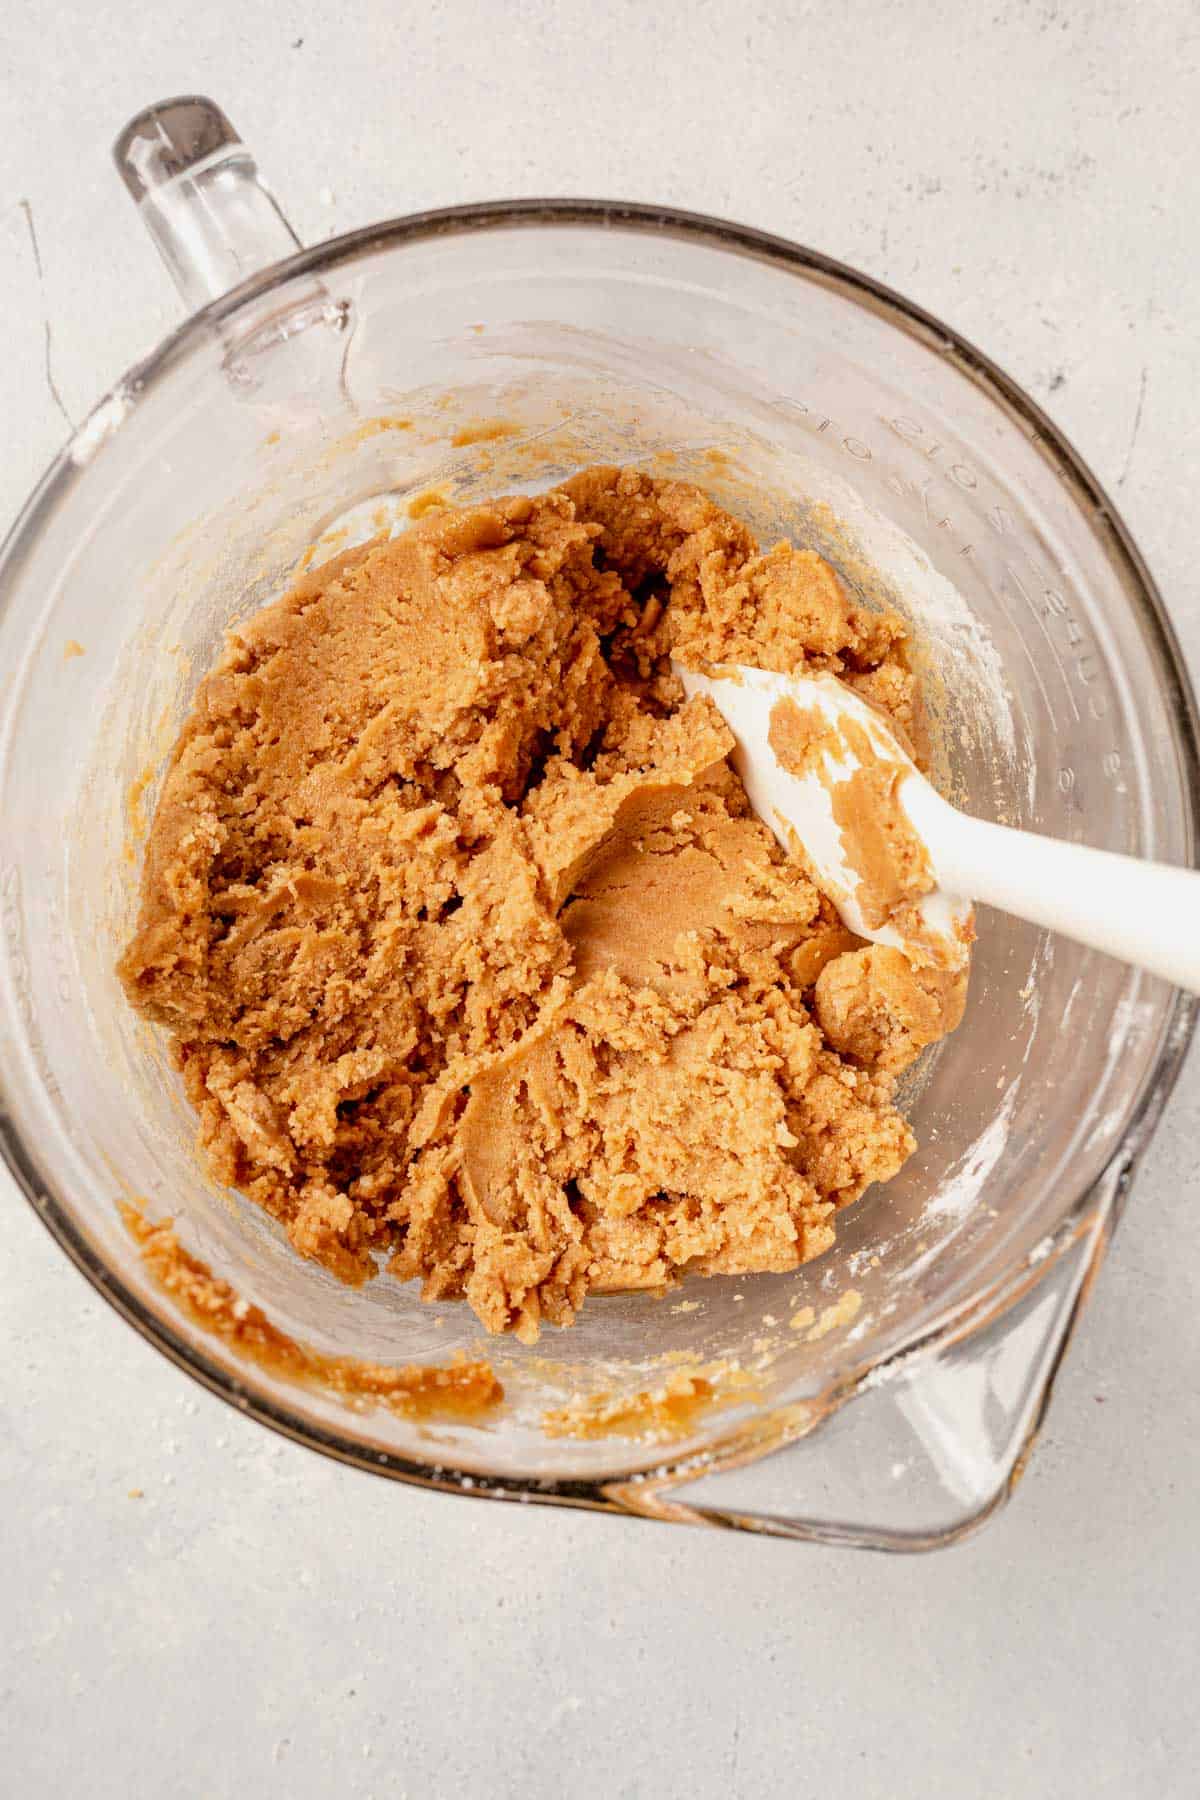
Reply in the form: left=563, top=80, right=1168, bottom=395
left=3, top=4, right=1199, bottom=1794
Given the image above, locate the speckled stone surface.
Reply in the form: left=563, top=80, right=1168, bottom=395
left=2, top=4, right=1199, bottom=1794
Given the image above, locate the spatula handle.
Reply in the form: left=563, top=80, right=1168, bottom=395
left=905, top=779, right=1200, bottom=995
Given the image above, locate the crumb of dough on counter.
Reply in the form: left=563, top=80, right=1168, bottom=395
left=119, top=465, right=970, bottom=1341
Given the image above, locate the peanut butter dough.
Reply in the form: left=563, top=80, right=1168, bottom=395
left=120, top=466, right=968, bottom=1341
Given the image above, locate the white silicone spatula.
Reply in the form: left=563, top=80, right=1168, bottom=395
left=677, top=662, right=1200, bottom=994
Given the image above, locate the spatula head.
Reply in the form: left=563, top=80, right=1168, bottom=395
left=675, top=661, right=972, bottom=970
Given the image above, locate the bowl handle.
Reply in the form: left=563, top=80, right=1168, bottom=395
left=113, top=96, right=301, bottom=311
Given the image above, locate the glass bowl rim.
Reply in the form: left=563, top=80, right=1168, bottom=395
left=2, top=197, right=1197, bottom=1537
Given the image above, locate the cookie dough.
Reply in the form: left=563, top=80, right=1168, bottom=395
left=119, top=466, right=968, bottom=1341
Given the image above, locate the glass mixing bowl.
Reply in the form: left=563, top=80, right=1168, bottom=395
left=1, top=98, right=1195, bottom=1548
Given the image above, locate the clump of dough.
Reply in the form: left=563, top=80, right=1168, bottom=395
left=814, top=944, right=968, bottom=1076
left=119, top=467, right=967, bottom=1340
